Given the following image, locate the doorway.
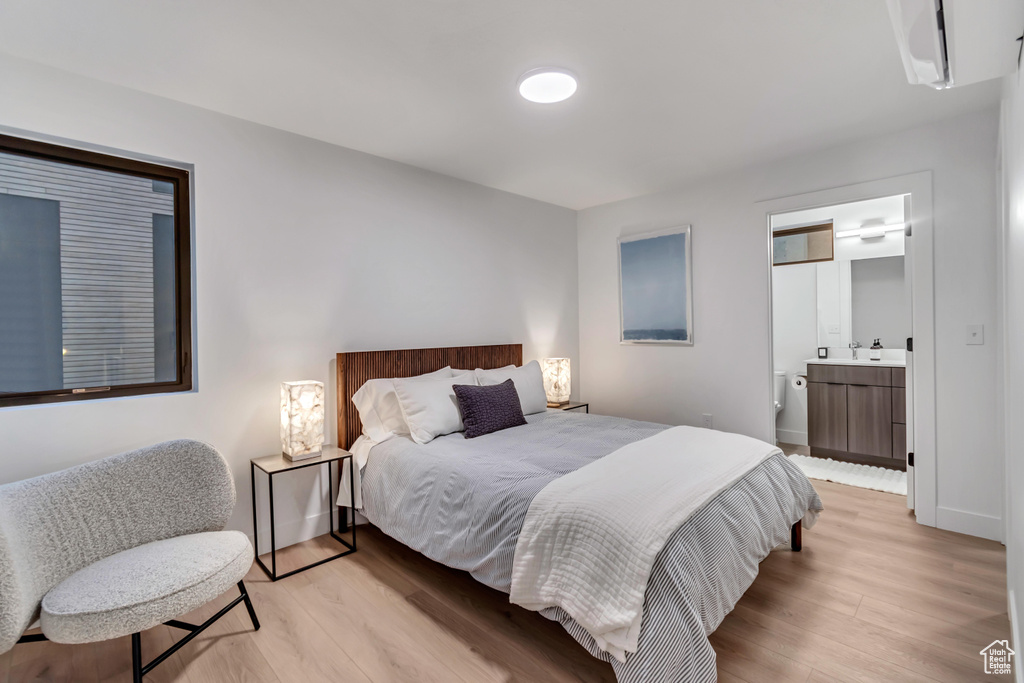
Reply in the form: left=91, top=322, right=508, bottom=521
left=770, top=195, right=911, bottom=499
left=759, top=172, right=936, bottom=526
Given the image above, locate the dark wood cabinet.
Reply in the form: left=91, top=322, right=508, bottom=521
left=806, top=364, right=891, bottom=387
left=806, top=364, right=848, bottom=385
left=847, top=385, right=892, bottom=458
left=892, top=422, right=906, bottom=462
left=844, top=366, right=892, bottom=387
left=806, top=363, right=906, bottom=470
left=892, top=387, right=906, bottom=424
left=808, top=381, right=848, bottom=451
left=891, top=376, right=906, bottom=461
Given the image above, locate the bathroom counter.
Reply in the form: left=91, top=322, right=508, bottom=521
left=804, top=358, right=906, bottom=368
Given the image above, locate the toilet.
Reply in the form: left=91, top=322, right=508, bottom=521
left=773, top=370, right=787, bottom=417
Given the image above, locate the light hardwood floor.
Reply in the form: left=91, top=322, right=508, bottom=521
left=1, top=480, right=1010, bottom=682
left=779, top=442, right=811, bottom=457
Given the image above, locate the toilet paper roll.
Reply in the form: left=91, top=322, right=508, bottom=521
left=791, top=374, right=807, bottom=391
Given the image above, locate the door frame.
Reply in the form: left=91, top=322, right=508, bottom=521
left=758, top=172, right=936, bottom=527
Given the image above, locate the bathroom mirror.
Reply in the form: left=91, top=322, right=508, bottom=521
left=815, top=253, right=907, bottom=350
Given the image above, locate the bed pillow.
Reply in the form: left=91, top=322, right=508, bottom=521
left=475, top=360, right=547, bottom=415
left=352, top=366, right=453, bottom=441
left=454, top=365, right=513, bottom=375
left=395, top=371, right=478, bottom=444
left=453, top=379, right=527, bottom=438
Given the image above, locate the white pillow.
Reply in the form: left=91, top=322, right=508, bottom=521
left=352, top=367, right=453, bottom=441
left=395, top=371, right=478, bottom=444
left=475, top=360, right=548, bottom=415
left=452, top=366, right=514, bottom=376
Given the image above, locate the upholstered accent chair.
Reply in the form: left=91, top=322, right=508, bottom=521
left=0, top=440, right=260, bottom=681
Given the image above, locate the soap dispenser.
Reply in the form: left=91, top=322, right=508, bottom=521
left=870, top=339, right=883, bottom=361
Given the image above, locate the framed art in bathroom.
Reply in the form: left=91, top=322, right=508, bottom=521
left=618, top=225, right=693, bottom=345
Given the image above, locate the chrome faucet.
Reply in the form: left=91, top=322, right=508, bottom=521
left=850, top=340, right=862, bottom=360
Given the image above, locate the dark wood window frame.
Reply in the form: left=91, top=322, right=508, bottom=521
left=0, top=133, right=192, bottom=408
left=772, top=222, right=834, bottom=267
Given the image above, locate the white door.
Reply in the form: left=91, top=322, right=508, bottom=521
left=904, top=194, right=915, bottom=509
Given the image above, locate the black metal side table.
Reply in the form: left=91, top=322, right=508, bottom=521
left=554, top=402, right=589, bottom=413
left=250, top=445, right=356, bottom=581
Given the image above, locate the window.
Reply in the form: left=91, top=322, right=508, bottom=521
left=772, top=222, right=834, bottom=266
left=0, top=134, right=192, bottom=407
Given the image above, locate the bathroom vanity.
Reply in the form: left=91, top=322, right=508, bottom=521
left=805, top=359, right=907, bottom=470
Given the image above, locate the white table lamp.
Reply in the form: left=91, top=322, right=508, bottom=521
left=542, top=358, right=571, bottom=406
left=281, top=381, right=325, bottom=460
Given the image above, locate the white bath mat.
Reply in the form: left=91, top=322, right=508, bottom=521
left=787, top=453, right=907, bottom=495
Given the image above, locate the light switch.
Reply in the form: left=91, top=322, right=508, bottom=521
left=967, top=324, right=984, bottom=345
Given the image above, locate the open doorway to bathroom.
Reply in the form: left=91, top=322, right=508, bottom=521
left=770, top=195, right=910, bottom=499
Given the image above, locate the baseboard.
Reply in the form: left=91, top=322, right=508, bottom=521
left=1011, top=589, right=1022, bottom=683
left=248, top=508, right=368, bottom=553
left=935, top=506, right=1003, bottom=542
left=775, top=429, right=807, bottom=446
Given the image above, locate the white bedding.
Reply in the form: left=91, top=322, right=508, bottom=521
left=509, top=425, right=814, bottom=662
left=357, top=410, right=823, bottom=682
left=338, top=434, right=376, bottom=509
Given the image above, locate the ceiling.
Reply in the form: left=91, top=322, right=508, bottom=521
left=0, top=1, right=1004, bottom=210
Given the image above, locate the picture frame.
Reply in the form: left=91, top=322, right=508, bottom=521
left=618, top=225, right=693, bottom=345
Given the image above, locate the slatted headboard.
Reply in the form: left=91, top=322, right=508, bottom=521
left=336, top=344, right=523, bottom=450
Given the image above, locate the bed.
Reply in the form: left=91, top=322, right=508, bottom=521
left=336, top=344, right=822, bottom=682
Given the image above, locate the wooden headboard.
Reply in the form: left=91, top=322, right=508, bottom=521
left=336, top=344, right=523, bottom=449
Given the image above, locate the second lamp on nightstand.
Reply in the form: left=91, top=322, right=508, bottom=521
left=542, top=357, right=571, bottom=407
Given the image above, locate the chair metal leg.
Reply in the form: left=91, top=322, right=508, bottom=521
left=17, top=583, right=260, bottom=682
left=238, top=580, right=260, bottom=631
left=131, top=632, right=143, bottom=683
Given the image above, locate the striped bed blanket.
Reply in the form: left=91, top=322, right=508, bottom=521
left=360, top=410, right=822, bottom=682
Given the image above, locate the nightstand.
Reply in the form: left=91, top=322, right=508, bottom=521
left=551, top=402, right=589, bottom=413
left=250, top=445, right=357, bottom=581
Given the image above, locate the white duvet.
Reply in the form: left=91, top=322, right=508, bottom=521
left=509, top=425, right=804, bottom=662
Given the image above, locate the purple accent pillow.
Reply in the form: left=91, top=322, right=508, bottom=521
left=453, top=379, right=527, bottom=438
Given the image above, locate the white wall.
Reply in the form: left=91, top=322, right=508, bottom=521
left=771, top=263, right=816, bottom=445
left=0, top=54, right=580, bottom=548
left=999, top=70, right=1024, bottom=673
left=578, top=107, right=1002, bottom=539
left=815, top=260, right=852, bottom=349
left=836, top=232, right=906, bottom=262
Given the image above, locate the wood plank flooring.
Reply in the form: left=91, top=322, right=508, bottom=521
left=2, top=480, right=1010, bottom=682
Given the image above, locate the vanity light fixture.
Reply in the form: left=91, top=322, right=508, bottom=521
left=835, top=222, right=906, bottom=240
left=518, top=68, right=578, bottom=103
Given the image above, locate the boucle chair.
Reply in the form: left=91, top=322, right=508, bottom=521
left=0, top=439, right=259, bottom=681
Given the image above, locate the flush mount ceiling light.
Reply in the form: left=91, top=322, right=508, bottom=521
left=518, top=68, right=578, bottom=103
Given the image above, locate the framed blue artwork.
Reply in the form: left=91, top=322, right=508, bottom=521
left=618, top=226, right=693, bottom=345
